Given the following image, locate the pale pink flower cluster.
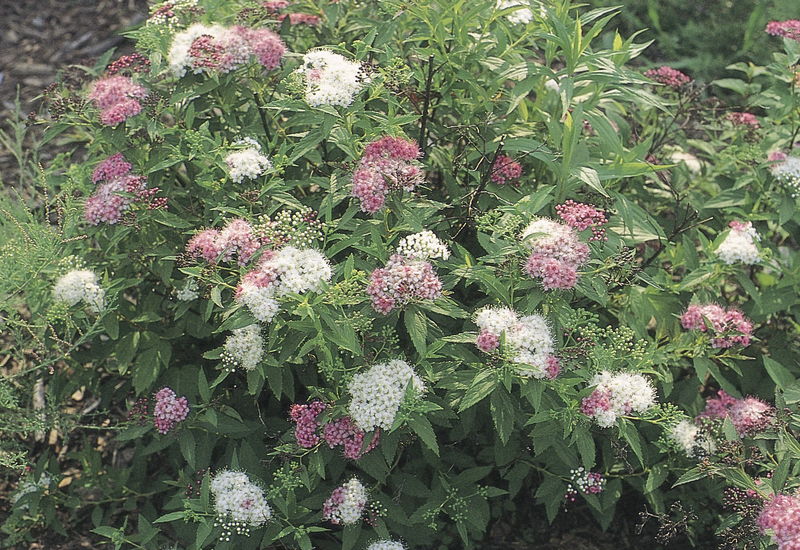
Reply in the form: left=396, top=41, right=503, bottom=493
left=351, top=136, right=424, bottom=214
left=766, top=20, right=800, bottom=42
left=698, top=390, right=775, bottom=437
left=490, top=155, right=523, bottom=186
left=211, top=470, right=272, bottom=527
left=152, top=387, right=189, bottom=434
left=323, top=478, right=367, bottom=525
left=366, top=254, right=442, bottom=314
left=185, top=219, right=262, bottom=265
left=680, top=303, right=753, bottom=348
left=768, top=151, right=800, bottom=196
left=727, top=112, right=760, bottom=129
left=474, top=306, right=560, bottom=379
left=88, top=75, right=148, bottom=126
left=168, top=23, right=286, bottom=77
left=758, top=494, right=800, bottom=550
left=580, top=371, right=656, bottom=428
left=85, top=153, right=165, bottom=225
left=521, top=218, right=590, bottom=290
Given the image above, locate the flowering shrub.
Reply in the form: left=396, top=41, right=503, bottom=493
left=1, top=1, right=800, bottom=549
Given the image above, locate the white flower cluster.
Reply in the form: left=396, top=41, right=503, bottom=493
left=168, top=23, right=227, bottom=77
left=347, top=359, right=424, bottom=431
left=367, top=540, right=406, bottom=550
left=297, top=50, right=367, bottom=107
left=669, top=419, right=716, bottom=458
left=52, top=269, right=106, bottom=313
left=716, top=222, right=760, bottom=265
left=222, top=324, right=264, bottom=371
left=395, top=230, right=450, bottom=261
left=497, top=0, right=534, bottom=25
left=225, top=141, right=272, bottom=183
left=475, top=307, right=556, bottom=378
left=770, top=155, right=800, bottom=196
left=176, top=278, right=199, bottom=301
left=327, top=478, right=368, bottom=525
left=237, top=247, right=332, bottom=322
left=587, top=371, right=656, bottom=428
left=211, top=470, right=272, bottom=526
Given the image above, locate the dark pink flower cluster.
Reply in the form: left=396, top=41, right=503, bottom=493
left=185, top=219, right=262, bottom=265
left=153, top=387, right=190, bottom=434
left=289, top=400, right=327, bottom=448
left=766, top=20, right=800, bottom=42
left=87, top=75, right=148, bottom=126
left=555, top=200, right=608, bottom=241
left=490, top=155, right=523, bottom=186
left=366, top=254, right=442, bottom=314
left=699, top=390, right=775, bottom=437
left=107, top=53, right=151, bottom=76
left=187, top=26, right=285, bottom=73
left=322, top=417, right=380, bottom=459
left=644, top=66, right=691, bottom=88
left=523, top=220, right=590, bottom=290
left=680, top=304, right=754, bottom=348
left=758, top=494, right=800, bottom=550
left=727, top=112, right=760, bottom=129
left=351, top=136, right=424, bottom=214
left=476, top=330, right=500, bottom=352
left=263, top=1, right=322, bottom=25
left=544, top=356, right=561, bottom=379
left=579, top=387, right=612, bottom=417
left=85, top=153, right=165, bottom=225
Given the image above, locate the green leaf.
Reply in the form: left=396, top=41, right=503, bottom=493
left=404, top=306, right=428, bottom=357
left=763, top=356, right=795, bottom=390
left=409, top=414, right=439, bottom=456
left=672, top=467, right=706, bottom=487
left=490, top=388, right=515, bottom=445
left=459, top=370, right=498, bottom=411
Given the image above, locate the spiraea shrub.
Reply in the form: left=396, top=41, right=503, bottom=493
left=1, top=1, right=800, bottom=549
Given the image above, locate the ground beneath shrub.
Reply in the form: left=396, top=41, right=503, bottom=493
left=0, top=3, right=690, bottom=550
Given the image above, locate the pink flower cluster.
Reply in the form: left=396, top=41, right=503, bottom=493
left=290, top=400, right=327, bottom=448
left=189, top=26, right=285, bottom=73
left=522, top=219, right=590, bottom=290
left=579, top=387, right=612, bottom=417
left=289, top=402, right=380, bottom=459
left=766, top=20, right=800, bottom=42
left=490, top=155, right=523, bottom=186
left=644, top=66, right=691, bottom=88
left=185, top=219, right=262, bottom=265
left=351, top=136, right=424, bottom=214
left=106, top=53, right=151, bottom=76
left=85, top=153, right=165, bottom=225
left=153, top=387, right=190, bottom=434
left=88, top=75, right=148, bottom=126
left=263, top=1, right=321, bottom=25
left=555, top=200, right=608, bottom=241
left=758, top=494, right=800, bottom=550
left=680, top=304, right=753, bottom=348
left=727, top=112, right=760, bottom=129
left=366, top=254, right=442, bottom=314
left=699, top=390, right=775, bottom=437
left=323, top=417, right=380, bottom=460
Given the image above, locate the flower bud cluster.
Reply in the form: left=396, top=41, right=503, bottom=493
left=555, top=200, right=608, bottom=241
left=395, top=231, right=450, bottom=261
left=565, top=467, right=605, bottom=502
left=489, top=154, right=523, bottom=186
left=644, top=66, right=691, bottom=88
